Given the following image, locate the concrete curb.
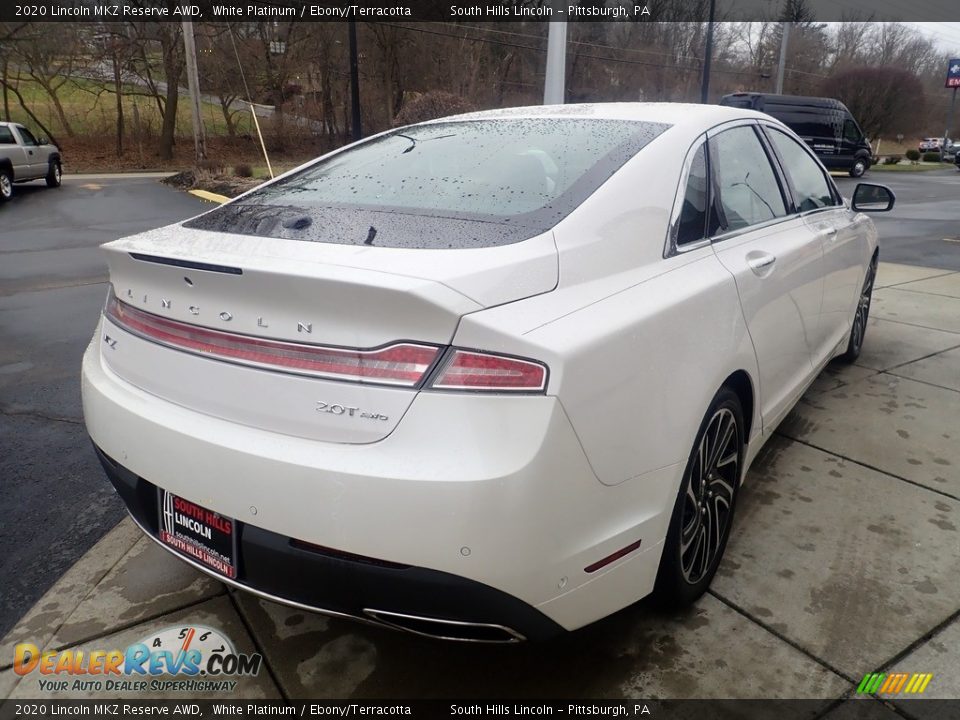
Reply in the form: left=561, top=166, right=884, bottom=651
left=188, top=189, right=230, bottom=204
left=64, top=173, right=176, bottom=180
left=0, top=518, right=141, bottom=665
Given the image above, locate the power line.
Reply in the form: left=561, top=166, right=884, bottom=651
left=382, top=23, right=771, bottom=79
left=431, top=21, right=717, bottom=65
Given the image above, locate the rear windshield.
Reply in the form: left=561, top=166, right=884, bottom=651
left=184, top=118, right=669, bottom=249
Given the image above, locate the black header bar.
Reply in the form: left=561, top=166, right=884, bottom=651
left=2, top=0, right=960, bottom=23
left=0, top=699, right=952, bottom=720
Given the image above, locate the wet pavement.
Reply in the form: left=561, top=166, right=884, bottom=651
left=0, top=176, right=208, bottom=634
left=838, top=169, right=960, bottom=271
left=1, top=262, right=958, bottom=709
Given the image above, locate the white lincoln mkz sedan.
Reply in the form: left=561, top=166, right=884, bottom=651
left=82, top=103, right=894, bottom=642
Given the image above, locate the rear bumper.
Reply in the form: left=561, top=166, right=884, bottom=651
left=95, top=445, right=558, bottom=642
left=82, top=332, right=680, bottom=637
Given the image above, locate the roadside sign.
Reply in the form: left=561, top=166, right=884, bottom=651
left=947, top=59, right=960, bottom=88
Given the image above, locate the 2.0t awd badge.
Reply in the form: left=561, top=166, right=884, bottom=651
left=316, top=401, right=388, bottom=421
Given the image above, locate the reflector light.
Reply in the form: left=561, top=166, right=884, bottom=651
left=104, top=292, right=439, bottom=387
left=584, top=539, right=643, bottom=574
left=430, top=349, right=547, bottom=392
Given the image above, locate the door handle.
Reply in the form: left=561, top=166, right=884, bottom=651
left=821, top=226, right=838, bottom=239
left=747, top=253, right=777, bottom=275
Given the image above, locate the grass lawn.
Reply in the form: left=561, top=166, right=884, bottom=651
left=3, top=76, right=254, bottom=140
left=871, top=162, right=957, bottom=172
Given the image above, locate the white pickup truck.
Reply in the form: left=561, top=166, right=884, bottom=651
left=0, top=122, right=62, bottom=202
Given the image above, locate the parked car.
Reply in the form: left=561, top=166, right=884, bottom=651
left=919, top=137, right=945, bottom=153
left=719, top=93, right=873, bottom=177
left=82, top=104, right=894, bottom=642
left=0, top=122, right=62, bottom=201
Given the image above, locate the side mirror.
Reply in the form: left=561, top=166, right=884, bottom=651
left=37, top=137, right=47, bottom=146
left=851, top=183, right=895, bottom=212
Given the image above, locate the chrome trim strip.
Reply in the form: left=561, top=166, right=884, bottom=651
left=126, top=511, right=528, bottom=644
left=663, top=132, right=709, bottom=259
left=363, top=609, right=525, bottom=644
left=102, top=298, right=441, bottom=389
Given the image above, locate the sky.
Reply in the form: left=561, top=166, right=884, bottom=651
left=907, top=23, right=960, bottom=55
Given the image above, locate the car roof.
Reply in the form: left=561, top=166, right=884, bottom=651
left=422, top=102, right=772, bottom=132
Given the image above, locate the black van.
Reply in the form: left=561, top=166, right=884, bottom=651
left=718, top=93, right=873, bottom=177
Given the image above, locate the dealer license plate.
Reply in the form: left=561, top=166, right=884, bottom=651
left=158, top=490, right=237, bottom=579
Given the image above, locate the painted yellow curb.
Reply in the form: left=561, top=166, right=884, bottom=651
left=188, top=189, right=230, bottom=204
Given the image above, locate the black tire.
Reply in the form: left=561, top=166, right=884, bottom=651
left=849, top=157, right=868, bottom=178
left=46, top=159, right=62, bottom=188
left=0, top=167, right=12, bottom=202
left=654, top=387, right=744, bottom=606
left=838, top=255, right=878, bottom=363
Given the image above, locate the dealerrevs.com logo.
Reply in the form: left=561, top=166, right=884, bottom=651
left=14, top=625, right=262, bottom=693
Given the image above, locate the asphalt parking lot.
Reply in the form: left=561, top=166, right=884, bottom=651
left=835, top=169, right=960, bottom=271
left=0, top=177, right=208, bottom=635
left=1, top=170, right=959, bottom=708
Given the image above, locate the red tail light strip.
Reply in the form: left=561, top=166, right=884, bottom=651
left=105, top=293, right=439, bottom=387
left=431, top=350, right=547, bottom=392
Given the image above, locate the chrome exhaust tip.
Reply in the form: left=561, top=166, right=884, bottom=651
left=363, top=609, right=525, bottom=643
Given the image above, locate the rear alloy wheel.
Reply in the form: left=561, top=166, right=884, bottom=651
left=0, top=169, right=12, bottom=202
left=849, top=158, right=868, bottom=178
left=839, top=255, right=877, bottom=363
left=654, top=387, right=743, bottom=606
left=46, top=160, right=62, bottom=188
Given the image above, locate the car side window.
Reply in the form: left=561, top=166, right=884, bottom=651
left=842, top=120, right=861, bottom=143
left=766, top=128, right=837, bottom=213
left=17, top=127, right=38, bottom=146
left=676, top=145, right=707, bottom=245
left=676, top=143, right=722, bottom=246
left=0, top=127, right=15, bottom=144
left=710, top=126, right=787, bottom=232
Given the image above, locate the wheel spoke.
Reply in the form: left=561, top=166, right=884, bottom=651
left=709, top=415, right=735, bottom=471
left=711, top=476, right=735, bottom=505
left=711, top=495, right=725, bottom=550
left=696, top=525, right=709, bottom=580
left=716, top=451, right=738, bottom=468
left=702, top=498, right=715, bottom=565
left=681, top=515, right=700, bottom=555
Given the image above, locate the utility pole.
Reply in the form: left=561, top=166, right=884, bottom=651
left=348, top=20, right=362, bottom=141
left=181, top=20, right=206, bottom=163
left=699, top=0, right=716, bottom=103
left=544, top=19, right=567, bottom=105
left=944, top=87, right=957, bottom=159
left=775, top=22, right=790, bottom=94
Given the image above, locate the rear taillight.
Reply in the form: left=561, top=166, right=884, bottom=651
left=104, top=292, right=439, bottom=387
left=428, top=349, right=547, bottom=393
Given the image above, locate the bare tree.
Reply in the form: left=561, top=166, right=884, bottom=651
left=196, top=23, right=244, bottom=137
left=821, top=67, right=926, bottom=140
left=7, top=23, right=82, bottom=137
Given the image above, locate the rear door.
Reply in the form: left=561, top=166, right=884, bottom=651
left=709, top=122, right=824, bottom=431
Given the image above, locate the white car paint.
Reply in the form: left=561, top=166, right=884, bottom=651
left=82, top=103, right=882, bottom=640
